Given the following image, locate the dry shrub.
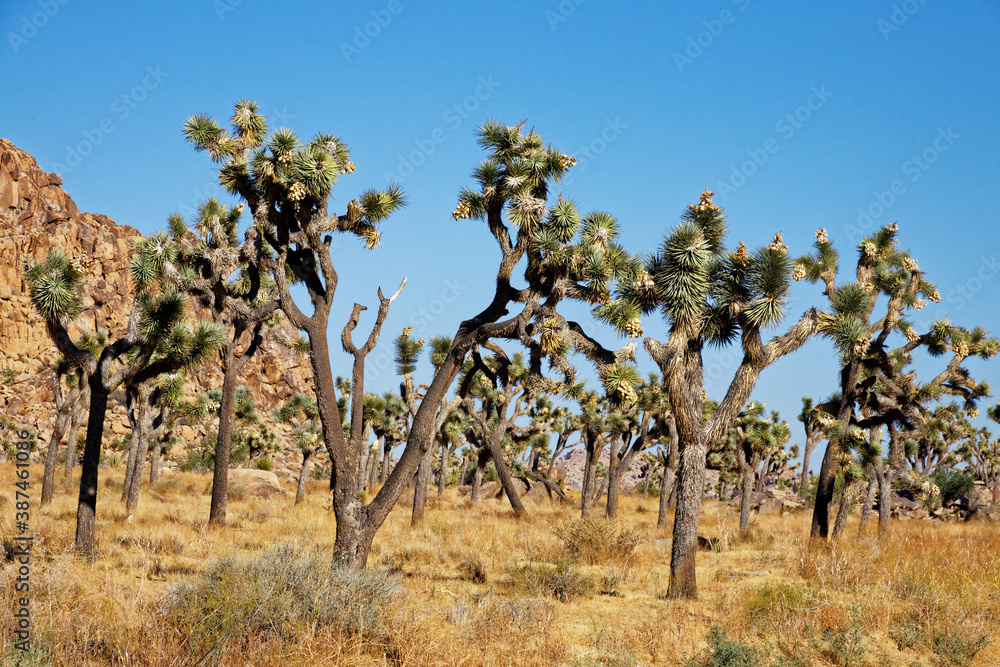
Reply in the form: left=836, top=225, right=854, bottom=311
left=508, top=558, right=594, bottom=602
left=456, top=595, right=567, bottom=665
left=162, top=542, right=402, bottom=660
left=458, top=557, right=488, bottom=583
left=554, top=515, right=641, bottom=564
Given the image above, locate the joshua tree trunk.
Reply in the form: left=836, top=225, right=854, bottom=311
left=368, top=446, right=381, bottom=491
left=124, top=381, right=160, bottom=514
left=876, top=458, right=892, bottom=538
left=489, top=430, right=526, bottom=517
left=437, top=441, right=449, bottom=497
left=379, top=437, right=392, bottom=485
left=657, top=419, right=680, bottom=529
left=209, top=343, right=241, bottom=526
left=832, top=477, right=855, bottom=538
left=63, top=387, right=88, bottom=478
left=149, top=441, right=163, bottom=484
left=812, top=360, right=860, bottom=538
left=411, top=447, right=434, bottom=525
left=75, top=378, right=110, bottom=562
left=799, top=431, right=819, bottom=498
left=42, top=415, right=67, bottom=504
left=606, top=435, right=622, bottom=520
left=121, top=432, right=140, bottom=502
left=669, top=436, right=707, bottom=598
left=737, top=443, right=759, bottom=538
left=858, top=468, right=878, bottom=540
left=581, top=429, right=603, bottom=517
left=657, top=461, right=674, bottom=529
left=296, top=449, right=315, bottom=506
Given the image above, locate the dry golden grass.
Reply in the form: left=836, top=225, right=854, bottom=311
left=2, top=464, right=999, bottom=666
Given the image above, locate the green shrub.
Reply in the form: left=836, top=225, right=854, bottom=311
left=685, top=626, right=759, bottom=667
left=744, top=583, right=805, bottom=621
left=253, top=456, right=273, bottom=471
left=932, top=469, right=975, bottom=506
left=932, top=631, right=988, bottom=667
left=163, top=543, right=401, bottom=655
left=554, top=515, right=641, bottom=564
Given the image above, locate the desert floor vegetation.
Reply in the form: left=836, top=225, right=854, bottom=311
left=2, top=464, right=998, bottom=666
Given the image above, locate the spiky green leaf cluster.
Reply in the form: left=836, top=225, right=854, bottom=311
left=394, top=332, right=424, bottom=376
left=22, top=250, right=84, bottom=321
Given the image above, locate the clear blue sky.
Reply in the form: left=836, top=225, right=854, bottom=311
left=3, top=0, right=999, bottom=466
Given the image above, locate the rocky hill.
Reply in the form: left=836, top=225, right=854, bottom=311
left=0, top=138, right=313, bottom=474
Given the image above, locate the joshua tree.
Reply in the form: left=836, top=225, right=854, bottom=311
left=275, top=392, right=322, bottom=505
left=398, top=330, right=463, bottom=524
left=456, top=349, right=539, bottom=516
left=956, top=407, right=1000, bottom=484
left=40, top=350, right=92, bottom=504
left=794, top=223, right=998, bottom=538
left=604, top=374, right=670, bottom=520
left=435, top=408, right=469, bottom=497
left=120, top=370, right=190, bottom=513
left=798, top=397, right=834, bottom=497
left=607, top=190, right=820, bottom=598
left=24, top=247, right=224, bottom=560
left=150, top=197, right=281, bottom=526
left=184, top=100, right=410, bottom=565
left=719, top=402, right=792, bottom=537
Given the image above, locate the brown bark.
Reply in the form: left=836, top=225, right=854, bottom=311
left=831, top=477, right=855, bottom=538
left=580, top=427, right=602, bottom=517
left=737, top=443, right=759, bottom=537
left=295, top=449, right=315, bottom=506
left=209, top=343, right=239, bottom=527
left=75, top=379, right=109, bottom=561
left=857, top=468, right=878, bottom=540
left=657, top=417, right=679, bottom=529
left=411, top=447, right=434, bottom=525
left=437, top=440, right=449, bottom=497
left=605, top=435, right=623, bottom=520
left=489, top=429, right=526, bottom=517
left=149, top=440, right=163, bottom=484
left=811, top=359, right=860, bottom=538
left=64, top=407, right=83, bottom=477
left=43, top=369, right=87, bottom=504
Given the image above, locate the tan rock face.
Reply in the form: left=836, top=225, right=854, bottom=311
left=0, top=139, right=313, bottom=470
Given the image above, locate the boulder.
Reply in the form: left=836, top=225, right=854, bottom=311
left=756, top=497, right=783, bottom=518
left=523, top=481, right=552, bottom=502
left=227, top=469, right=289, bottom=499
left=468, top=481, right=498, bottom=500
